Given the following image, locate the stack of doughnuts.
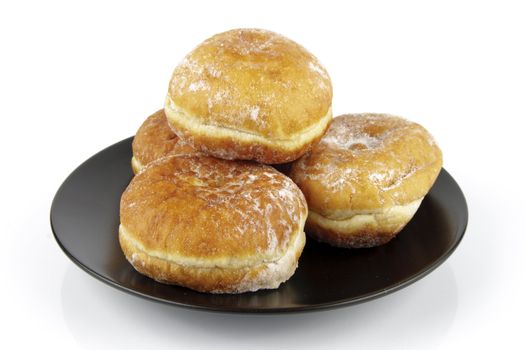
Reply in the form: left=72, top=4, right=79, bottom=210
left=119, top=28, right=443, bottom=294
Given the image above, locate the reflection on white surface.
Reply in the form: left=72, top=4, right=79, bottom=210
left=61, top=264, right=457, bottom=349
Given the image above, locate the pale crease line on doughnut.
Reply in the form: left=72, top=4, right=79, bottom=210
left=131, top=156, right=143, bottom=173
left=164, top=95, right=332, bottom=150
left=308, top=198, right=423, bottom=231
left=312, top=198, right=425, bottom=221
left=119, top=221, right=306, bottom=269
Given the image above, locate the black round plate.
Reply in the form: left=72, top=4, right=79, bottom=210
left=51, top=138, right=468, bottom=313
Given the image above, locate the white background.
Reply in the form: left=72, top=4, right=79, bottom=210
left=1, top=1, right=523, bottom=349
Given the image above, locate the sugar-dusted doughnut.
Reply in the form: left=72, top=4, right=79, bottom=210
left=289, top=113, right=442, bottom=248
left=119, top=155, right=307, bottom=293
left=165, top=28, right=333, bottom=164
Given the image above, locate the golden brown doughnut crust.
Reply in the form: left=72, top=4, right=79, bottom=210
left=165, top=28, right=333, bottom=164
left=131, top=109, right=198, bottom=173
left=119, top=225, right=305, bottom=293
left=119, top=155, right=308, bottom=293
left=290, top=114, right=443, bottom=216
left=306, top=219, right=399, bottom=248
left=305, top=198, right=423, bottom=248
left=289, top=113, right=442, bottom=248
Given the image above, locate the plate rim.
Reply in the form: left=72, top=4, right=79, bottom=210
left=50, top=137, right=468, bottom=314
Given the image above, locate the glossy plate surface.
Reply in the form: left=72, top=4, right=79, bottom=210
left=51, top=138, right=468, bottom=313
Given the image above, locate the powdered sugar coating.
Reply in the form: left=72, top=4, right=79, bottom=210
left=121, top=155, right=308, bottom=263
left=119, top=222, right=305, bottom=293
left=290, top=113, right=443, bottom=215
left=166, top=28, right=332, bottom=140
left=165, top=94, right=333, bottom=164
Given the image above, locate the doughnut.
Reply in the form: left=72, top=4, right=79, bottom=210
left=131, top=109, right=198, bottom=173
left=164, top=28, right=333, bottom=164
left=119, top=155, right=308, bottom=293
left=289, top=113, right=443, bottom=248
